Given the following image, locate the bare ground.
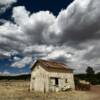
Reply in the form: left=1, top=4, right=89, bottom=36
left=0, top=80, right=99, bottom=100
left=90, top=85, right=100, bottom=100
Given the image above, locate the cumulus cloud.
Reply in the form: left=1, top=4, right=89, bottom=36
left=0, top=0, right=100, bottom=73
left=0, top=0, right=17, bottom=13
left=12, top=6, right=56, bottom=45
left=12, top=6, right=30, bottom=26
left=0, top=21, right=29, bottom=52
left=44, top=0, right=100, bottom=44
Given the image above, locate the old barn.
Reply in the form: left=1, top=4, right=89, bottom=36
left=30, top=59, right=75, bottom=92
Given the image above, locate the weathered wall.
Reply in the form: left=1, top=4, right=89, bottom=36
left=47, top=71, right=75, bottom=91
left=30, top=64, right=75, bottom=92
left=30, top=64, right=49, bottom=92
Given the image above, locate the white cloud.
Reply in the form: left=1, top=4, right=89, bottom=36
left=0, top=70, right=30, bottom=76
left=13, top=56, right=21, bottom=61
left=23, top=45, right=54, bottom=54
left=0, top=21, right=28, bottom=51
left=0, top=0, right=17, bottom=13
left=11, top=56, right=33, bottom=68
left=42, top=49, right=70, bottom=60
left=44, top=0, right=100, bottom=44
left=12, top=6, right=30, bottom=26
left=0, top=0, right=17, bottom=5
left=12, top=6, right=56, bottom=45
left=0, top=70, right=11, bottom=76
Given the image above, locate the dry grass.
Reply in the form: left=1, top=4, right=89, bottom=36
left=0, top=80, right=96, bottom=100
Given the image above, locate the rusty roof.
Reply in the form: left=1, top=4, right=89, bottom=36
left=31, top=59, right=73, bottom=72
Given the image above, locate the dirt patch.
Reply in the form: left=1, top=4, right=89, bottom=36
left=91, top=85, right=100, bottom=93
left=90, top=85, right=100, bottom=100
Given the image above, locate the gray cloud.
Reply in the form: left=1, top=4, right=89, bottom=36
left=0, top=0, right=100, bottom=73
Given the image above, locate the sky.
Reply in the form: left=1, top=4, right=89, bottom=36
left=0, top=0, right=100, bottom=75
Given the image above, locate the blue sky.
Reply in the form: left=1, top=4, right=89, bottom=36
left=0, top=0, right=73, bottom=19
left=0, top=0, right=100, bottom=75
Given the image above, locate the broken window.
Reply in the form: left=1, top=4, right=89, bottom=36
left=50, top=77, right=59, bottom=86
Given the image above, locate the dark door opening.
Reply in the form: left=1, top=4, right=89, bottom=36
left=55, top=78, right=59, bottom=86
left=50, top=77, right=59, bottom=86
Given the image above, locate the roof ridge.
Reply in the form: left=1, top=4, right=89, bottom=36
left=38, top=59, right=66, bottom=65
left=31, top=59, right=73, bottom=72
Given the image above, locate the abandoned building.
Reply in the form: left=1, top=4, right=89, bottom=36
left=30, top=59, right=75, bottom=92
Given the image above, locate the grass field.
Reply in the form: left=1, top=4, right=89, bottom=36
left=0, top=80, right=98, bottom=100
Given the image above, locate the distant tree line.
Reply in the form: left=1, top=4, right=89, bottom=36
left=75, top=66, right=100, bottom=85
left=0, top=74, right=31, bottom=81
